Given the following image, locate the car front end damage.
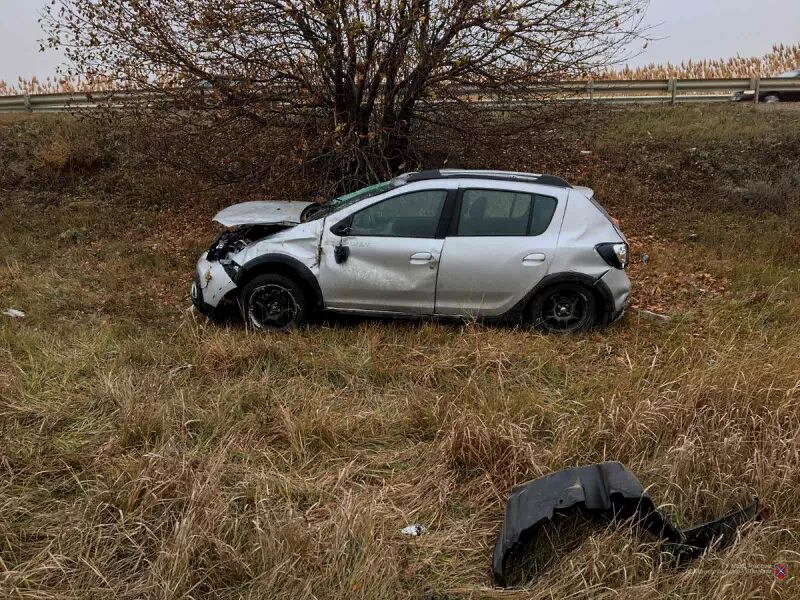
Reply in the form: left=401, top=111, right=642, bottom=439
left=191, top=202, right=327, bottom=318
left=190, top=203, right=313, bottom=316
left=191, top=252, right=239, bottom=317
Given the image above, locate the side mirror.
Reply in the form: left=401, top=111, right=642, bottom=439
left=330, top=219, right=352, bottom=237
left=334, top=244, right=350, bottom=264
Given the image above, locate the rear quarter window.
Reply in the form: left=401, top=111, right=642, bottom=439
left=529, top=195, right=557, bottom=235
left=456, top=189, right=557, bottom=236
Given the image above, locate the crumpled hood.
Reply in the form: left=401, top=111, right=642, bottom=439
left=213, top=201, right=314, bottom=227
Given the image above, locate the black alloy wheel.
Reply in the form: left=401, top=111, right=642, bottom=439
left=528, top=283, right=597, bottom=333
left=241, top=274, right=307, bottom=331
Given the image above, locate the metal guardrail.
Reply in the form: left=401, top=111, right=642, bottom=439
left=1, top=77, right=798, bottom=113
left=0, top=90, right=156, bottom=113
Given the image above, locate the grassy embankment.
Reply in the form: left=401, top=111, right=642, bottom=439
left=1, top=105, right=799, bottom=598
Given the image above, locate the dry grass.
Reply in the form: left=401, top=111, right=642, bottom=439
left=0, top=75, right=121, bottom=97
left=1, top=105, right=800, bottom=598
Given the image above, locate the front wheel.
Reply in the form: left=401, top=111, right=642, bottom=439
left=763, top=94, right=780, bottom=103
left=527, top=283, right=597, bottom=333
left=240, top=274, right=307, bottom=331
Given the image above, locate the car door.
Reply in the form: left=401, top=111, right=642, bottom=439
left=319, top=188, right=451, bottom=314
left=434, top=184, right=566, bottom=317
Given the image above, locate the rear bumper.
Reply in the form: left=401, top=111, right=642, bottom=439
left=596, top=268, right=631, bottom=323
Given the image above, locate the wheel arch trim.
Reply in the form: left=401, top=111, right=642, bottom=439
left=505, top=271, right=616, bottom=324
left=234, top=254, right=324, bottom=309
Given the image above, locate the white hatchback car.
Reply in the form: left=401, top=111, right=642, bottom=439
left=191, top=170, right=630, bottom=332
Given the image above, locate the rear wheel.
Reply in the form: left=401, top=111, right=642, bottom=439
left=764, top=93, right=780, bottom=103
left=527, top=283, right=597, bottom=333
left=240, top=274, right=307, bottom=331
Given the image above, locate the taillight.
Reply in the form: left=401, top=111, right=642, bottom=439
left=596, top=242, right=629, bottom=269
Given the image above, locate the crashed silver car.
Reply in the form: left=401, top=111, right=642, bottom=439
left=191, top=169, right=630, bottom=332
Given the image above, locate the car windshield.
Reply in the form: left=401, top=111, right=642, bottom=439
left=330, top=180, right=395, bottom=207
left=305, top=178, right=404, bottom=220
left=778, top=70, right=800, bottom=78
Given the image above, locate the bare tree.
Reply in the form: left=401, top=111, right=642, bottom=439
left=43, top=0, right=648, bottom=188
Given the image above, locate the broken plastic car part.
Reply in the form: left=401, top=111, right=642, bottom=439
left=492, top=461, right=759, bottom=587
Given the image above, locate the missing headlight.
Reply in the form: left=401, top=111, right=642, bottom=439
left=207, top=225, right=284, bottom=261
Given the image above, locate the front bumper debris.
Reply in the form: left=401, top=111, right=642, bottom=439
left=191, top=272, right=216, bottom=316
left=492, top=461, right=759, bottom=587
left=193, top=252, right=239, bottom=311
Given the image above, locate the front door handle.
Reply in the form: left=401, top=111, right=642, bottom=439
left=410, top=252, right=435, bottom=266
left=522, top=253, right=546, bottom=265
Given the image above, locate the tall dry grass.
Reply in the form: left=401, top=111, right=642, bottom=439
left=0, top=74, right=122, bottom=96
left=1, top=105, right=799, bottom=598
left=603, top=43, right=800, bottom=79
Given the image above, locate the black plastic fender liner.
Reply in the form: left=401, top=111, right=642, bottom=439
left=673, top=499, right=760, bottom=560
left=492, top=462, right=759, bottom=587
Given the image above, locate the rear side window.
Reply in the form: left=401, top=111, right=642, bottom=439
left=349, top=190, right=447, bottom=238
left=456, top=189, right=557, bottom=236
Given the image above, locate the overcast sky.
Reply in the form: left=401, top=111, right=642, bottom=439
left=0, top=0, right=799, bottom=84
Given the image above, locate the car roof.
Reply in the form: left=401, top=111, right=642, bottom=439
left=402, top=169, right=572, bottom=189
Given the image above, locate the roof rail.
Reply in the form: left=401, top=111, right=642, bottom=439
left=404, top=169, right=572, bottom=189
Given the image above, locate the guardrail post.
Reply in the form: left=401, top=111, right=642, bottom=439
left=752, top=77, right=760, bottom=104
left=23, top=93, right=32, bottom=113
left=588, top=79, right=594, bottom=106
left=669, top=78, right=677, bottom=105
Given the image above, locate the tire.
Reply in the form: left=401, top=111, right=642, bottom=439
left=526, top=282, right=597, bottom=333
left=240, top=274, right=307, bottom=331
left=763, top=94, right=780, bottom=103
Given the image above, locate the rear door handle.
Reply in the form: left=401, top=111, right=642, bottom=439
left=410, top=252, right=435, bottom=265
left=522, top=253, right=546, bottom=265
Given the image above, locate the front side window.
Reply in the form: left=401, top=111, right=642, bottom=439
left=349, top=190, right=447, bottom=238
left=457, top=189, right=557, bottom=236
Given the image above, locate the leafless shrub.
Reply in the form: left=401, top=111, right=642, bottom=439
left=739, top=171, right=800, bottom=217
left=41, top=0, right=647, bottom=190
left=32, top=119, right=113, bottom=180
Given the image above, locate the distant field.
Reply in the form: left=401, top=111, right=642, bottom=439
left=3, top=43, right=798, bottom=96
left=1, top=105, right=799, bottom=598
left=604, top=42, right=800, bottom=79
